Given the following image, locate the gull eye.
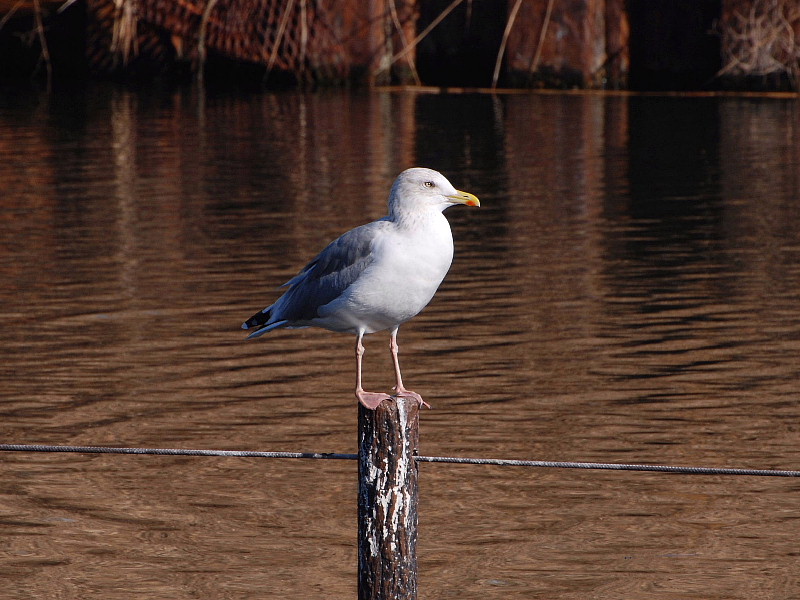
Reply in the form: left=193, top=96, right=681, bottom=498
left=423, top=181, right=435, bottom=188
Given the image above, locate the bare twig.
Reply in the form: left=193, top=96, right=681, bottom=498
left=376, top=0, right=465, bottom=74
left=266, top=0, right=296, bottom=76
left=388, top=0, right=421, bottom=85
left=528, top=0, right=555, bottom=81
left=110, top=0, right=138, bottom=65
left=298, top=0, right=308, bottom=80
left=492, top=0, right=522, bottom=89
left=57, top=0, right=79, bottom=14
left=198, top=0, right=219, bottom=79
left=32, top=0, right=52, bottom=82
left=0, top=0, right=26, bottom=31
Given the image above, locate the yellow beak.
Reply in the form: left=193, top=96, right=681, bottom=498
left=446, top=190, right=480, bottom=207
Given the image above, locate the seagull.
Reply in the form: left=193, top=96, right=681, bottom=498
left=242, top=167, right=480, bottom=410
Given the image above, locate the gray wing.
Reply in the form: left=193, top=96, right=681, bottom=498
left=254, top=219, right=389, bottom=327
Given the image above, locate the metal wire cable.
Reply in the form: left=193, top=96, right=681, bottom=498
left=0, top=444, right=356, bottom=461
left=414, top=455, right=800, bottom=477
left=1, top=443, right=798, bottom=477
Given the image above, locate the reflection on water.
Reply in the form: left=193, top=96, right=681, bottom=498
left=1, top=86, right=799, bottom=598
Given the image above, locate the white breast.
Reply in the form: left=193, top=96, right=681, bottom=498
left=318, top=211, right=454, bottom=334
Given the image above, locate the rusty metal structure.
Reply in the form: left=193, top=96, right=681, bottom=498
left=82, top=0, right=627, bottom=87
left=499, top=0, right=629, bottom=88
left=84, top=0, right=419, bottom=84
left=717, top=0, right=800, bottom=88
left=2, top=0, right=800, bottom=90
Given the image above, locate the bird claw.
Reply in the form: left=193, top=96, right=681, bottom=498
left=392, top=389, right=431, bottom=409
left=356, top=390, right=393, bottom=410
left=356, top=388, right=431, bottom=410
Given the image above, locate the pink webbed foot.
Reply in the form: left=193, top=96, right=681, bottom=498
left=392, top=387, right=431, bottom=409
left=356, top=389, right=393, bottom=410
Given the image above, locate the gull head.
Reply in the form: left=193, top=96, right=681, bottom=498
left=389, top=167, right=480, bottom=217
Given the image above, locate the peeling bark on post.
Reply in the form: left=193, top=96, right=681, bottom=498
left=357, top=395, right=419, bottom=600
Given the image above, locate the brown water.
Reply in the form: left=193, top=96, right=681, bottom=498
left=1, top=86, right=799, bottom=599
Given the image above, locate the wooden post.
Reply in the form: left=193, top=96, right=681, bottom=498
left=358, top=396, right=420, bottom=600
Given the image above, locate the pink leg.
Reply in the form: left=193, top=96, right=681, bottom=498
left=389, top=328, right=430, bottom=409
left=355, top=332, right=392, bottom=410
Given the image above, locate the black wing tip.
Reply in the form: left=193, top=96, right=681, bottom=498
left=242, top=307, right=271, bottom=331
